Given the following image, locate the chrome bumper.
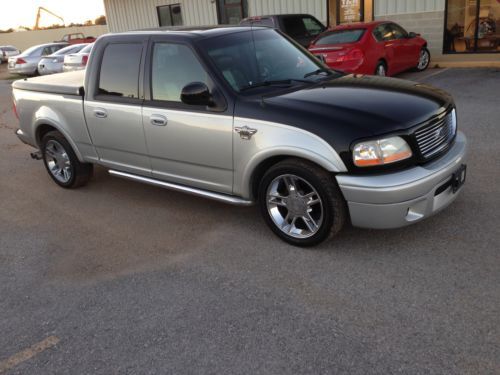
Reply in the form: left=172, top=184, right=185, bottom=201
left=336, top=131, right=467, bottom=229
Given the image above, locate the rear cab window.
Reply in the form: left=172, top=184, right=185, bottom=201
left=315, top=29, right=366, bottom=45
left=282, top=16, right=324, bottom=38
left=97, top=43, right=143, bottom=99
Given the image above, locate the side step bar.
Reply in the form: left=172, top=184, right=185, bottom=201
left=109, top=170, right=254, bottom=206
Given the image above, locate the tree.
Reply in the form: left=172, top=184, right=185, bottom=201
left=94, top=15, right=107, bottom=25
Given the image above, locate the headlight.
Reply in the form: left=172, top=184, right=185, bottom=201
left=353, top=136, right=412, bottom=167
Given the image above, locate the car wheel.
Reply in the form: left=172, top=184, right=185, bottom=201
left=374, top=61, right=387, bottom=76
left=416, top=48, right=430, bottom=72
left=258, top=158, right=346, bottom=247
left=41, top=130, right=93, bottom=188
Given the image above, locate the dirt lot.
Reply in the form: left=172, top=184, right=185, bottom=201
left=0, top=68, right=499, bottom=374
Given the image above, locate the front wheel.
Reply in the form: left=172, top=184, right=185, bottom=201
left=41, top=130, right=93, bottom=188
left=416, top=48, right=431, bottom=72
left=258, top=159, right=346, bottom=247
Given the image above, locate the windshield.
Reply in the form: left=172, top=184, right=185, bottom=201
left=204, top=29, right=335, bottom=92
left=315, top=29, right=366, bottom=45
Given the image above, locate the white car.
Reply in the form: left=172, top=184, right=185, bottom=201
left=1, top=45, right=21, bottom=63
left=63, top=43, right=93, bottom=72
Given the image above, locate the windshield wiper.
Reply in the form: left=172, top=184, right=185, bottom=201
left=303, top=68, right=332, bottom=79
left=240, top=79, right=312, bottom=92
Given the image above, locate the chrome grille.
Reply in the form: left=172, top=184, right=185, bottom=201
left=415, top=109, right=457, bottom=159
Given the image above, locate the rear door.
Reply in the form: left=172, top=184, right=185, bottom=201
left=84, top=36, right=151, bottom=176
left=141, top=38, right=233, bottom=194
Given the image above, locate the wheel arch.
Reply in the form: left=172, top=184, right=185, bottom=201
left=34, top=120, right=85, bottom=162
left=245, top=149, right=343, bottom=200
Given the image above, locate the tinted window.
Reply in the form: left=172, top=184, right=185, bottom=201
left=282, top=16, right=308, bottom=38
left=373, top=24, right=395, bottom=41
left=389, top=23, right=408, bottom=39
left=151, top=43, right=208, bottom=102
left=98, top=43, right=142, bottom=98
left=316, top=29, right=365, bottom=45
left=302, top=17, right=324, bottom=37
left=42, top=47, right=53, bottom=56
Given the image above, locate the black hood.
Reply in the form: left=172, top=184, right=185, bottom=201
left=234, top=74, right=454, bottom=171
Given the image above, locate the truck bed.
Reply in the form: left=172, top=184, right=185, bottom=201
left=12, top=70, right=85, bottom=96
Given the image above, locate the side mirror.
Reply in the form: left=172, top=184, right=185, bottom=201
left=181, top=82, right=211, bottom=106
left=408, top=32, right=418, bottom=38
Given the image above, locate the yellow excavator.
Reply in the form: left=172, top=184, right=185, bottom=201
left=34, top=6, right=65, bottom=30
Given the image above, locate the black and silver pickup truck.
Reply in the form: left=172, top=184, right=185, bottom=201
left=12, top=27, right=467, bottom=246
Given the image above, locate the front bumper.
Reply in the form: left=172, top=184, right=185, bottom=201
left=336, top=131, right=467, bottom=229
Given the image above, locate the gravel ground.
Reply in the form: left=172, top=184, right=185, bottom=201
left=0, top=68, right=499, bottom=374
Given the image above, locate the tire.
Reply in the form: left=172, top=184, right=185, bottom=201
left=41, top=130, right=93, bottom=188
left=258, top=158, right=346, bottom=247
left=415, top=47, right=430, bottom=72
left=374, top=61, right=387, bottom=76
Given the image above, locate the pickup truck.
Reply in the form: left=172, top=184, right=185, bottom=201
left=57, top=33, right=96, bottom=45
left=12, top=27, right=467, bottom=246
left=240, top=14, right=326, bottom=47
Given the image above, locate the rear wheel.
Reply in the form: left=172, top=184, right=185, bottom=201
left=416, top=48, right=430, bottom=72
left=41, top=130, right=93, bottom=188
left=258, top=158, right=346, bottom=247
left=374, top=61, right=387, bottom=76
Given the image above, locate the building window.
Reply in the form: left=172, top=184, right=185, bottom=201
left=217, top=0, right=248, bottom=24
left=157, top=4, right=183, bottom=27
left=444, top=0, right=499, bottom=53
left=337, top=0, right=364, bottom=24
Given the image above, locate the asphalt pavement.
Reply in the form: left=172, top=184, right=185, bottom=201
left=0, top=67, right=499, bottom=374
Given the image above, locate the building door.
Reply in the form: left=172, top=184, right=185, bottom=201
left=217, top=0, right=248, bottom=24
left=328, top=0, right=373, bottom=27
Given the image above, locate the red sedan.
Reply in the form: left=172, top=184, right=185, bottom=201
left=308, top=21, right=430, bottom=76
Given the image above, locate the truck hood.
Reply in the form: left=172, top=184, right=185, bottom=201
left=235, top=74, right=454, bottom=162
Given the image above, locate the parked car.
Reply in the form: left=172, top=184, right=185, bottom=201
left=12, top=27, right=466, bottom=247
left=62, top=43, right=93, bottom=72
left=8, top=42, right=68, bottom=75
left=309, top=21, right=430, bottom=76
left=1, top=45, right=21, bottom=63
left=38, top=43, right=90, bottom=75
left=240, top=14, right=326, bottom=47
left=57, top=33, right=96, bottom=45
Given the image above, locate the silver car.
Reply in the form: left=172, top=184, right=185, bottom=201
left=1, top=45, right=21, bottom=63
left=63, top=43, right=93, bottom=72
left=38, top=43, right=89, bottom=75
left=8, top=42, right=67, bottom=75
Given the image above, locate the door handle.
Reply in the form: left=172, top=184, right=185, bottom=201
left=94, top=108, right=107, bottom=118
left=150, top=114, right=167, bottom=126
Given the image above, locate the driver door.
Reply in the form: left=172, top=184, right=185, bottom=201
left=142, top=40, right=233, bottom=194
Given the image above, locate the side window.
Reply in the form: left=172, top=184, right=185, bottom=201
left=302, top=17, right=324, bottom=37
left=378, top=24, right=395, bottom=41
left=98, top=43, right=143, bottom=98
left=282, top=17, right=308, bottom=38
left=390, top=23, right=408, bottom=39
left=41, top=47, right=52, bottom=56
left=151, top=43, right=208, bottom=103
left=373, top=25, right=384, bottom=42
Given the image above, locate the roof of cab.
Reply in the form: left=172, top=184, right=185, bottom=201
left=106, top=25, right=265, bottom=40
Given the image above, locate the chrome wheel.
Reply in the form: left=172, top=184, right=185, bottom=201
left=266, top=174, right=323, bottom=239
left=417, top=49, right=430, bottom=70
left=44, top=139, right=72, bottom=183
left=375, top=63, right=386, bottom=76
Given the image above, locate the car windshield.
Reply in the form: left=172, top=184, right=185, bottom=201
left=204, top=29, right=337, bottom=92
left=315, top=29, right=366, bottom=45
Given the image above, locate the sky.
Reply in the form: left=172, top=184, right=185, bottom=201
left=0, top=0, right=106, bottom=29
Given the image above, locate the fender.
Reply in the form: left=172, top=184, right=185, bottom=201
left=233, top=117, right=347, bottom=198
left=32, top=106, right=86, bottom=162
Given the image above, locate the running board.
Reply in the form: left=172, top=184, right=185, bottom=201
left=108, top=170, right=254, bottom=206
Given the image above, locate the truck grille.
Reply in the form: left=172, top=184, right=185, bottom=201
left=414, top=109, right=457, bottom=159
